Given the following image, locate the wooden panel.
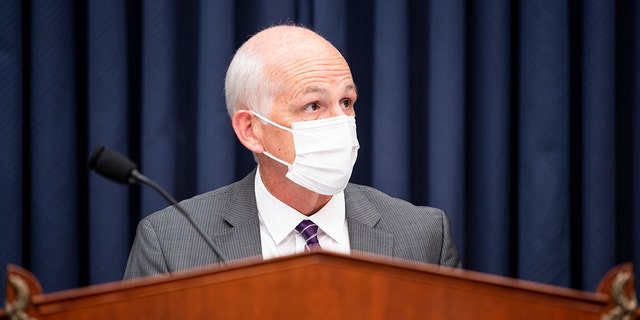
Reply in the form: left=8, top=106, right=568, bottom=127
left=5, top=252, right=615, bottom=320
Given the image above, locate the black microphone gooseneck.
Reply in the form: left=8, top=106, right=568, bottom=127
left=88, top=146, right=228, bottom=263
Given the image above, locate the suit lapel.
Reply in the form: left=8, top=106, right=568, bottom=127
left=345, top=185, right=394, bottom=257
left=213, top=170, right=263, bottom=262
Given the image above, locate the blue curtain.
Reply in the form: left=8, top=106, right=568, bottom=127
left=1, top=0, right=638, bottom=300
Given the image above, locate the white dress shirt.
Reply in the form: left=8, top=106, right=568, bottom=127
left=255, top=167, right=350, bottom=259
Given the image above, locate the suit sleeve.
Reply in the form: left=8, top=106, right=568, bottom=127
left=439, top=212, right=462, bottom=268
left=123, top=219, right=170, bottom=279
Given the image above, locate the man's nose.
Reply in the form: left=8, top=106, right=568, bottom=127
left=327, top=104, right=349, bottom=117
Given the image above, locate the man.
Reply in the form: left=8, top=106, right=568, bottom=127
left=124, top=25, right=460, bottom=279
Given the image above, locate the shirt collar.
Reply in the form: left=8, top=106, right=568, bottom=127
left=255, top=167, right=347, bottom=245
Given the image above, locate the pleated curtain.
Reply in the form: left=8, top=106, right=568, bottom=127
left=1, top=0, right=638, bottom=299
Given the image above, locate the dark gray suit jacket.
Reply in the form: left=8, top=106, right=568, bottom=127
left=124, top=170, right=461, bottom=279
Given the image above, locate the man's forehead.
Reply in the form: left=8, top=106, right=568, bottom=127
left=300, top=83, right=357, bottom=94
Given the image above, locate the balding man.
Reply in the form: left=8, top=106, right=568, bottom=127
left=124, top=25, right=460, bottom=279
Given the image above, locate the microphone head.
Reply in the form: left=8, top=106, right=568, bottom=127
left=88, top=146, right=138, bottom=184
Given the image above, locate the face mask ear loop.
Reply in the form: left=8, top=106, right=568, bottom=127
left=251, top=111, right=292, bottom=133
left=251, top=111, right=295, bottom=168
left=262, top=151, right=293, bottom=168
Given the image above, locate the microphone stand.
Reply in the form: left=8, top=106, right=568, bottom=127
left=130, top=170, right=229, bottom=263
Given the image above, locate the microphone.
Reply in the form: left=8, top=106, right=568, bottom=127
left=88, top=146, right=228, bottom=263
left=87, top=146, right=138, bottom=184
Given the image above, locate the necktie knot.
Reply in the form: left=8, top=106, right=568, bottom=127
left=296, top=220, right=321, bottom=251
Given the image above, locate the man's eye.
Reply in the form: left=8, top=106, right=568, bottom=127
left=340, top=99, right=352, bottom=108
left=303, top=103, right=320, bottom=111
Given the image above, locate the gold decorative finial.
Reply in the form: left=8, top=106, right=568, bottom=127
left=601, top=271, right=638, bottom=320
left=4, top=274, right=36, bottom=320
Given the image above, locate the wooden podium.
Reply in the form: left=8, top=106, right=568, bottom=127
left=2, top=252, right=638, bottom=319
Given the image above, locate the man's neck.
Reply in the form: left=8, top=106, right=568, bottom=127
left=258, top=165, right=332, bottom=216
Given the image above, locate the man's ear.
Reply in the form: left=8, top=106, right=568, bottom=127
left=232, top=110, right=265, bottom=154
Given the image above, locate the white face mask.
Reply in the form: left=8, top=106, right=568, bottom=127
left=252, top=112, right=360, bottom=195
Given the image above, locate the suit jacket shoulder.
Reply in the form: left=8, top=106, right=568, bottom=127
left=124, top=171, right=262, bottom=279
left=344, top=183, right=461, bottom=267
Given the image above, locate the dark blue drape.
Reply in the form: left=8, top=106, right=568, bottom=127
left=1, top=0, right=638, bottom=301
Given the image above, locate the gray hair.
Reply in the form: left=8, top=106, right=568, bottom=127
left=224, top=41, right=278, bottom=119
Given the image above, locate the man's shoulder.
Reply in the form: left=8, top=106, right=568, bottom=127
left=345, top=183, right=444, bottom=218
left=187, top=176, right=253, bottom=204
left=142, top=170, right=256, bottom=223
